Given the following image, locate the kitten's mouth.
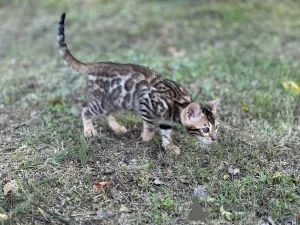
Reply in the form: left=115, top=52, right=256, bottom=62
left=197, top=137, right=213, bottom=145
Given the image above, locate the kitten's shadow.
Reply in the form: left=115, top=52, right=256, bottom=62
left=188, top=197, right=210, bottom=222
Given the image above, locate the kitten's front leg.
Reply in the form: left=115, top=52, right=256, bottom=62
left=141, top=121, right=155, bottom=141
left=82, top=107, right=97, bottom=137
left=159, top=124, right=180, bottom=155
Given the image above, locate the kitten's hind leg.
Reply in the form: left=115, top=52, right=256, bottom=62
left=82, top=107, right=98, bottom=137
left=160, top=124, right=180, bottom=155
left=107, top=114, right=127, bottom=134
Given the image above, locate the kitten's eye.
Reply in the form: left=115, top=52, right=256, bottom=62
left=215, top=125, right=218, bottom=130
left=202, top=127, right=209, bottom=133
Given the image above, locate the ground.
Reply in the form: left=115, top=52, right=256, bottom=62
left=0, top=0, right=300, bottom=224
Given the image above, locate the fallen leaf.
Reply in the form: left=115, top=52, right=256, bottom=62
left=38, top=207, right=47, bottom=218
left=223, top=174, right=230, bottom=180
left=240, top=103, right=249, bottom=112
left=0, top=213, right=8, bottom=220
left=282, top=81, right=300, bottom=95
left=3, top=180, right=18, bottom=195
left=220, top=205, right=232, bottom=221
left=119, top=204, right=131, bottom=213
left=93, top=181, right=110, bottom=190
left=150, top=187, right=156, bottom=192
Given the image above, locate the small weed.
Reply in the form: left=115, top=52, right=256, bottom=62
left=150, top=189, right=176, bottom=223
left=77, top=135, right=88, bottom=165
left=161, top=196, right=176, bottom=211
left=47, top=95, right=68, bottom=112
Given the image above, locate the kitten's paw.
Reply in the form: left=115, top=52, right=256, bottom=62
left=114, top=125, right=127, bottom=134
left=141, top=131, right=155, bottom=142
left=164, top=144, right=181, bottom=156
left=84, top=127, right=98, bottom=137
left=108, top=117, right=127, bottom=134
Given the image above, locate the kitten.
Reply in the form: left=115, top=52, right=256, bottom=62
left=57, top=13, right=221, bottom=155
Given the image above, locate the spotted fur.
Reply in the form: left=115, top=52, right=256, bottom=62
left=58, top=13, right=221, bottom=155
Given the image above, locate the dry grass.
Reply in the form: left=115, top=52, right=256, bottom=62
left=0, top=0, right=300, bottom=224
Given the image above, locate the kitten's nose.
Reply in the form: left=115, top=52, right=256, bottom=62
left=211, top=134, right=217, bottom=141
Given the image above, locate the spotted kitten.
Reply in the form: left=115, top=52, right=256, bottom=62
left=57, top=13, right=221, bottom=155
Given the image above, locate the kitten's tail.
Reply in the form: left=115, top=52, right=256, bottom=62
left=58, top=13, right=89, bottom=73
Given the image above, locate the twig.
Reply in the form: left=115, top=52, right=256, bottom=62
left=32, top=215, right=52, bottom=224
left=11, top=122, right=28, bottom=129
left=70, top=211, right=95, bottom=217
left=68, top=196, right=94, bottom=217
left=74, top=216, right=105, bottom=221
left=31, top=203, right=71, bottom=225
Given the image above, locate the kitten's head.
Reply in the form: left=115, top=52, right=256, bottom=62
left=181, top=98, right=221, bottom=145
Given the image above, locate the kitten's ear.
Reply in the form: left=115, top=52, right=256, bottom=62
left=186, top=102, right=202, bottom=119
left=205, top=97, right=222, bottom=114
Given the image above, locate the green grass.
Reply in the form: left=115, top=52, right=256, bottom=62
left=0, top=0, right=300, bottom=224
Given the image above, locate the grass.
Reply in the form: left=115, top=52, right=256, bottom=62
left=0, top=0, right=299, bottom=224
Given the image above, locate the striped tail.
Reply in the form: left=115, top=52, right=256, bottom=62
left=58, top=13, right=88, bottom=73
